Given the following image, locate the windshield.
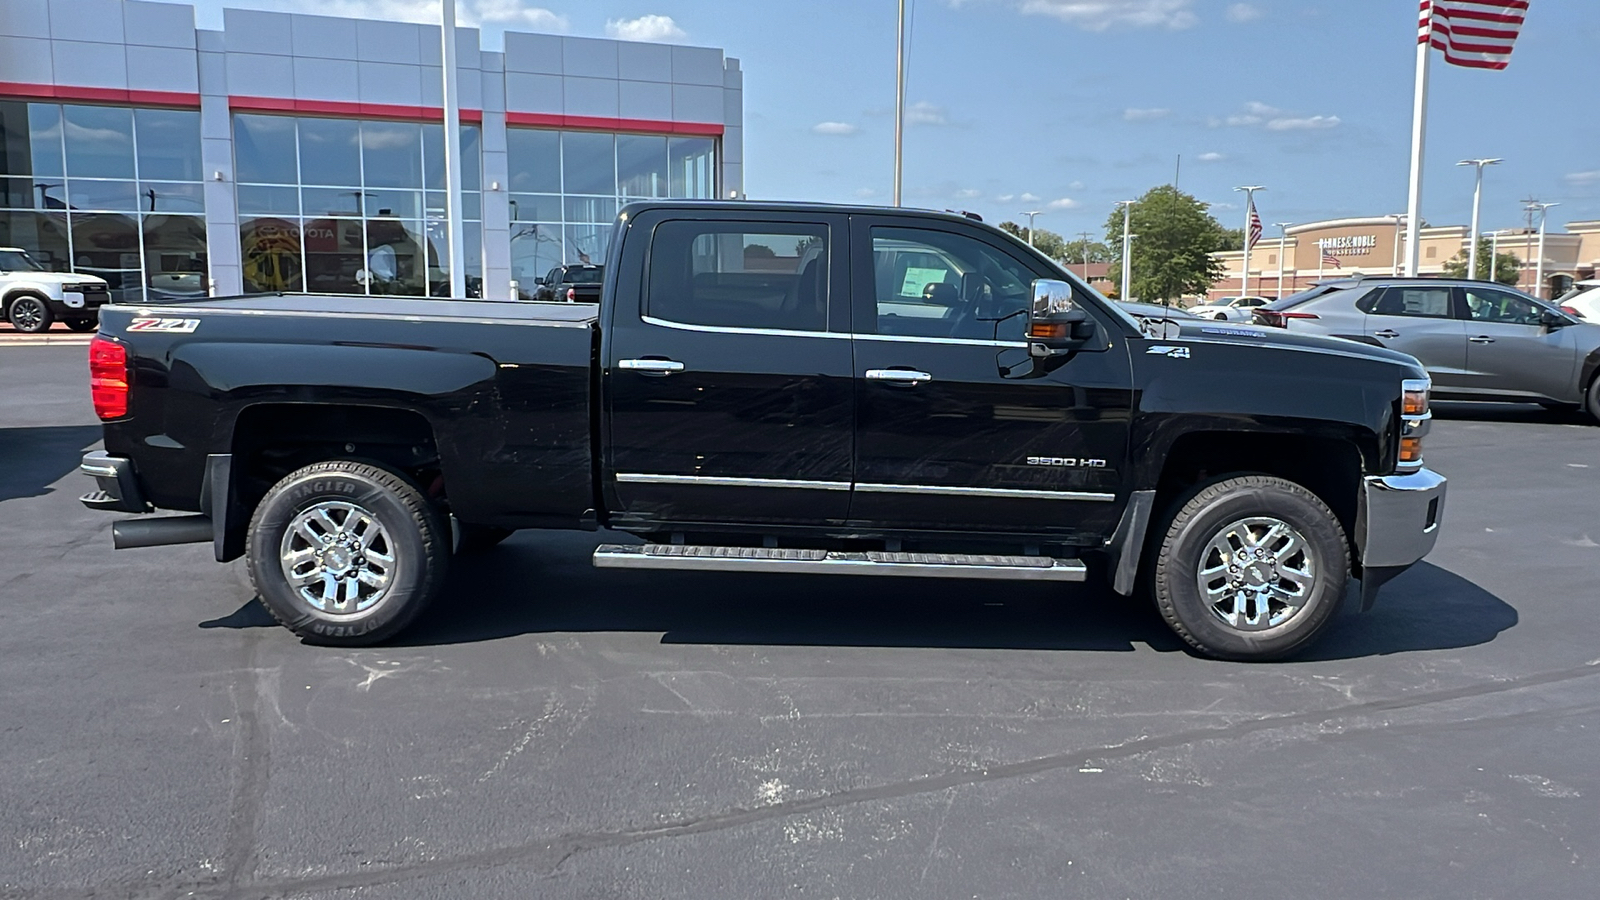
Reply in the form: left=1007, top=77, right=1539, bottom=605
left=0, top=249, right=44, bottom=272
left=562, top=266, right=604, bottom=284
left=1556, top=283, right=1599, bottom=303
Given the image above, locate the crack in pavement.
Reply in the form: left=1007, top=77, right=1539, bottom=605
left=10, top=658, right=1600, bottom=900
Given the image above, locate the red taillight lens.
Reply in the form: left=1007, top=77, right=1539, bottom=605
left=89, top=336, right=128, bottom=420
left=1561, top=305, right=1581, bottom=316
left=565, top=286, right=576, bottom=301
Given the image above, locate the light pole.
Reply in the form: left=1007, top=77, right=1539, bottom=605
left=1117, top=200, right=1135, bottom=301
left=1234, top=185, right=1264, bottom=297
left=1389, top=213, right=1406, bottom=276
left=1531, top=201, right=1559, bottom=299
left=1020, top=210, right=1042, bottom=246
left=1274, top=222, right=1292, bottom=298
left=1457, top=158, right=1502, bottom=280
left=440, top=0, right=466, bottom=298
left=893, top=0, right=906, bottom=207
left=1487, top=230, right=1499, bottom=282
left=1077, top=231, right=1093, bottom=280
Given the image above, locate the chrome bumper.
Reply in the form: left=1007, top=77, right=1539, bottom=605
left=80, top=451, right=148, bottom=513
left=1358, top=468, right=1446, bottom=610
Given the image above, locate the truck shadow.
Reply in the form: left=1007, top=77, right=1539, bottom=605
left=0, top=425, right=102, bottom=504
left=376, top=535, right=1513, bottom=660
left=1430, top=401, right=1590, bottom=425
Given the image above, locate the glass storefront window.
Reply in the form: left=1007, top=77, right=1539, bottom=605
left=237, top=185, right=300, bottom=217
left=670, top=137, right=716, bottom=199
left=134, top=109, right=202, bottom=182
left=508, top=194, right=561, bottom=223
left=563, top=223, right=610, bottom=267
left=63, top=105, right=136, bottom=179
left=361, top=121, right=423, bottom=189
left=142, top=214, right=208, bottom=300
left=564, top=196, right=616, bottom=224
left=67, top=179, right=138, bottom=211
left=0, top=211, right=71, bottom=271
left=298, top=118, right=361, bottom=187
left=423, top=124, right=482, bottom=191
left=561, top=132, right=615, bottom=195
left=617, top=134, right=668, bottom=199
left=234, top=114, right=298, bottom=185
left=506, top=129, right=560, bottom=193
left=69, top=212, right=142, bottom=303
left=240, top=216, right=303, bottom=293
left=26, top=104, right=65, bottom=179
left=301, top=187, right=366, bottom=218
left=139, top=182, right=205, bottom=214
left=302, top=217, right=366, bottom=294
left=425, top=190, right=480, bottom=220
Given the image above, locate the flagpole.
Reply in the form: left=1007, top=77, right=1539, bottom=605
left=441, top=0, right=466, bottom=298
left=1404, top=9, right=1431, bottom=277
left=893, top=0, right=905, bottom=207
left=1234, top=185, right=1264, bottom=296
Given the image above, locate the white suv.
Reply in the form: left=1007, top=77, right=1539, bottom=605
left=1555, top=280, right=1600, bottom=323
left=1, top=248, right=111, bottom=333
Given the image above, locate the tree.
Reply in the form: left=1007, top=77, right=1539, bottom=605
left=1441, top=238, right=1520, bottom=286
left=1062, top=237, right=1112, bottom=265
left=998, top=221, right=1069, bottom=261
left=1104, top=185, right=1229, bottom=303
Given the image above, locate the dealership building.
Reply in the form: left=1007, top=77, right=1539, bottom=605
left=0, top=0, right=743, bottom=303
left=1210, top=217, right=1600, bottom=303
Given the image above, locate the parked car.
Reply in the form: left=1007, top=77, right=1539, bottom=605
left=534, top=264, right=604, bottom=302
left=1187, top=295, right=1271, bottom=322
left=79, top=200, right=1445, bottom=661
left=1, top=247, right=110, bottom=333
left=1254, top=277, right=1600, bottom=419
left=1554, top=280, right=1600, bottom=323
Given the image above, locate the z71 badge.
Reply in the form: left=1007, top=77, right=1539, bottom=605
left=128, top=317, right=201, bottom=333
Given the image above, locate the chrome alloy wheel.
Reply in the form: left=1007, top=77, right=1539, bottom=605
left=278, top=501, right=396, bottom=614
left=1195, top=516, right=1317, bottom=631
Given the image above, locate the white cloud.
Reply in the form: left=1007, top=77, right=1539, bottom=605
left=1020, top=192, right=1042, bottom=203
left=955, top=188, right=983, bottom=199
left=1123, top=107, right=1171, bottom=122
left=1565, top=171, right=1600, bottom=186
left=605, top=14, right=687, bottom=42
left=293, top=0, right=568, bottom=31
left=905, top=101, right=949, bottom=126
left=997, top=193, right=1016, bottom=202
left=1225, top=3, right=1262, bottom=23
left=855, top=187, right=880, bottom=198
left=1017, top=0, right=1198, bottom=31
left=812, top=121, right=859, bottom=136
left=1047, top=197, right=1080, bottom=210
left=1068, top=180, right=1085, bottom=190
left=1244, top=101, right=1280, bottom=116
left=1225, top=114, right=1263, bottom=127
left=1266, top=115, right=1340, bottom=131
left=1197, top=151, right=1225, bottom=162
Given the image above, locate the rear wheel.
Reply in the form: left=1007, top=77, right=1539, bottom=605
left=1152, top=475, right=1349, bottom=661
left=6, top=295, right=52, bottom=333
left=1586, top=375, right=1600, bottom=424
left=246, top=460, right=448, bottom=645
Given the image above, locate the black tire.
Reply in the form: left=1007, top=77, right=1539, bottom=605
left=1152, top=475, right=1350, bottom=661
left=1213, top=312, right=1228, bottom=320
left=64, top=318, right=98, bottom=333
left=6, top=294, right=53, bottom=333
left=245, top=460, right=448, bottom=645
left=1585, top=376, right=1600, bottom=424
left=455, top=522, right=516, bottom=553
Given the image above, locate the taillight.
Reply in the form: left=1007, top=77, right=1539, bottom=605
left=565, top=286, right=576, bottom=301
left=1561, top=305, right=1581, bottom=316
left=89, top=336, right=128, bottom=420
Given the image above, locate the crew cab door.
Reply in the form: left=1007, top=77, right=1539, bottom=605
left=1360, top=284, right=1470, bottom=390
left=847, top=216, right=1133, bottom=535
left=604, top=209, right=854, bottom=527
left=1459, top=284, right=1580, bottom=401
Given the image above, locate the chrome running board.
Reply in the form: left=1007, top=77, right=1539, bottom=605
left=592, top=544, right=1086, bottom=582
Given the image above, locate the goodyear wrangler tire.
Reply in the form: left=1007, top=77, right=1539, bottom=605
left=1152, top=475, right=1349, bottom=661
left=246, top=460, right=448, bottom=646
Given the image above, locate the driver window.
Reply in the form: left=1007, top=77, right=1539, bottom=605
left=1464, top=287, right=1542, bottom=325
left=870, top=226, right=1032, bottom=341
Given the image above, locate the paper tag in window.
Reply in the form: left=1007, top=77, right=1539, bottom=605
left=63, top=291, right=85, bottom=309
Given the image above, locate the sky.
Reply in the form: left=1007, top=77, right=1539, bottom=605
left=175, top=0, right=1600, bottom=241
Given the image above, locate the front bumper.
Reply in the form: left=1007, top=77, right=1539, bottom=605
left=1357, top=467, right=1447, bottom=610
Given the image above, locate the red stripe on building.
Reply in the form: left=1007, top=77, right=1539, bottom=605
left=0, top=81, right=201, bottom=107
left=229, top=96, right=484, bottom=123
left=505, top=111, right=724, bottom=137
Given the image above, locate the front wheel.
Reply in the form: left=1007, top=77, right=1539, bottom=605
left=1152, top=475, right=1350, bottom=661
left=6, top=295, right=52, bottom=333
left=246, top=460, right=449, bottom=645
left=1585, top=376, right=1600, bottom=424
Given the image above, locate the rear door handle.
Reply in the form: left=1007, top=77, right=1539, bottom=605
left=865, top=368, right=932, bottom=385
left=618, top=358, right=685, bottom=376
left=1469, top=336, right=1496, bottom=344
left=1373, top=329, right=1399, bottom=339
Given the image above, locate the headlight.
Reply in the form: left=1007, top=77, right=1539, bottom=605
left=1398, top=377, right=1431, bottom=469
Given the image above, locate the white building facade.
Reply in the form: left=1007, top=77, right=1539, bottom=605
left=0, top=0, right=744, bottom=301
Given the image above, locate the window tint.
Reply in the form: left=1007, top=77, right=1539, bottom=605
left=1464, top=287, right=1543, bottom=325
left=870, top=226, right=1033, bottom=341
left=1369, top=286, right=1453, bottom=319
left=647, top=221, right=828, bottom=332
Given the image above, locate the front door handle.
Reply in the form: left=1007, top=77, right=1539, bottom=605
left=1373, top=329, right=1399, bottom=339
left=1469, top=336, right=1496, bottom=344
left=865, top=368, right=932, bottom=385
left=618, top=358, right=685, bottom=376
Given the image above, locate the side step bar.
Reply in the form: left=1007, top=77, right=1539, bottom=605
left=593, top=544, right=1086, bottom=582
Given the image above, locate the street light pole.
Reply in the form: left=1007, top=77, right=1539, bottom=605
left=1390, top=213, right=1406, bottom=276
left=1020, top=210, right=1041, bottom=247
left=1234, top=185, right=1263, bottom=297
left=1457, top=158, right=1502, bottom=281
left=1117, top=200, right=1135, bottom=301
left=893, top=0, right=905, bottom=207
left=440, top=0, right=466, bottom=298
left=1274, top=222, right=1291, bottom=298
left=1532, top=201, right=1558, bottom=299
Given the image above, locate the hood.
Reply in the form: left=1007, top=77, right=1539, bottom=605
left=1174, top=320, right=1424, bottom=369
left=9, top=271, right=108, bottom=287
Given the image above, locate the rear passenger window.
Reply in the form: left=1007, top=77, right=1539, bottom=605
left=1369, top=286, right=1453, bottom=319
left=646, top=221, right=827, bottom=332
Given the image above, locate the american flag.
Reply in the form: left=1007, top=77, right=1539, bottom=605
left=1321, top=248, right=1341, bottom=268
left=1245, top=199, right=1263, bottom=251
left=1420, top=1, right=1528, bottom=71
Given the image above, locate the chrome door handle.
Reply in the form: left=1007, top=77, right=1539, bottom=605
left=618, top=358, right=685, bottom=375
left=1373, top=329, right=1399, bottom=339
left=865, top=368, right=932, bottom=384
left=1469, top=336, right=1495, bottom=344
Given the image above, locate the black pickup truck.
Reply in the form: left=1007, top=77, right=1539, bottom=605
left=532, top=264, right=604, bottom=303
left=80, top=201, right=1445, bottom=660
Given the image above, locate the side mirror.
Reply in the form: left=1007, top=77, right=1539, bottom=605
left=1028, top=279, right=1092, bottom=358
left=1540, top=309, right=1570, bottom=329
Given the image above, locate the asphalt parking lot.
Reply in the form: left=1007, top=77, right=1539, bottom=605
left=2, top=343, right=1597, bottom=899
